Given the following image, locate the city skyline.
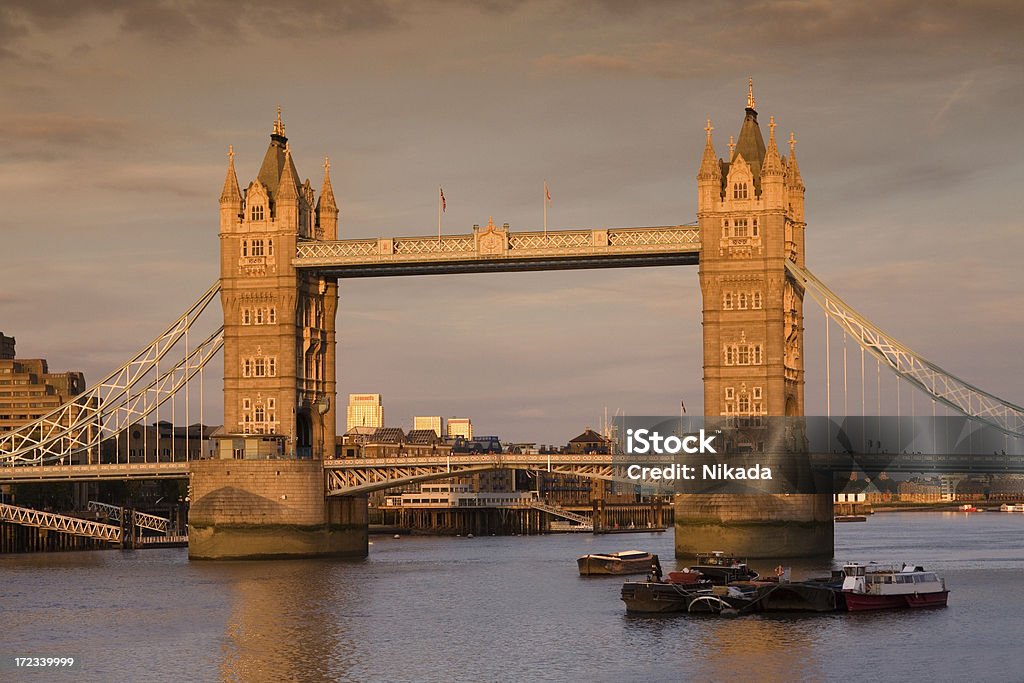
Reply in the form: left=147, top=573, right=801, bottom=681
left=2, top=1, right=1022, bottom=444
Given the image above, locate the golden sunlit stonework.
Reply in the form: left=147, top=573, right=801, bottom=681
left=217, top=114, right=339, bottom=461
left=698, top=87, right=806, bottom=420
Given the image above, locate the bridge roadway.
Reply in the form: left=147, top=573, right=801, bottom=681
left=292, top=224, right=701, bottom=277
left=2, top=452, right=1023, bottom=487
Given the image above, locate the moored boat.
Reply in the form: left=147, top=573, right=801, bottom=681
left=959, top=504, right=981, bottom=512
left=578, top=550, right=659, bottom=576
left=669, top=550, right=758, bottom=585
left=1000, top=503, right=1024, bottom=512
left=841, top=562, right=949, bottom=611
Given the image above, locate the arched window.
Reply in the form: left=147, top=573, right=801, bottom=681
left=255, top=308, right=264, bottom=325
left=268, top=358, right=277, bottom=377
left=251, top=205, right=264, bottom=221
left=722, top=220, right=730, bottom=238
left=242, top=359, right=252, bottom=377
left=241, top=308, right=251, bottom=325
left=268, top=308, right=276, bottom=324
left=738, top=396, right=750, bottom=413
left=267, top=239, right=274, bottom=256
left=723, top=292, right=733, bottom=310
left=241, top=240, right=248, bottom=257
left=252, top=239, right=264, bottom=257
left=752, top=291, right=762, bottom=309
left=254, top=358, right=266, bottom=377
left=733, top=183, right=748, bottom=200
left=753, top=345, right=763, bottom=365
left=738, top=292, right=748, bottom=309
left=254, top=405, right=265, bottom=423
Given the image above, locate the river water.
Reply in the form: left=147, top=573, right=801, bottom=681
left=2, top=512, right=1022, bottom=682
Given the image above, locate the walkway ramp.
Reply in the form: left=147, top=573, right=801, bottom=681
left=87, top=501, right=172, bottom=533
left=526, top=500, right=594, bottom=530
left=0, top=503, right=121, bottom=543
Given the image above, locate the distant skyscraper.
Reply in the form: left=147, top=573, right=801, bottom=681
left=414, top=416, right=443, bottom=438
left=347, top=394, right=384, bottom=431
left=447, top=417, right=473, bottom=440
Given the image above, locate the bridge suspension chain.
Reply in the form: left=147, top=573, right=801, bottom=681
left=787, top=262, right=1024, bottom=438
left=0, top=283, right=222, bottom=466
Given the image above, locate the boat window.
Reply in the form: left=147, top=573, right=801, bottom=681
left=921, top=573, right=937, bottom=582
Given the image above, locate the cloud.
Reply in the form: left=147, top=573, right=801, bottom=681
left=0, top=0, right=401, bottom=51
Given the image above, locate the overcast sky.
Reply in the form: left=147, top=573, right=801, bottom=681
left=1, top=1, right=1022, bottom=444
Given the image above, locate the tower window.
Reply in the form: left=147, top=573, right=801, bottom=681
left=254, top=358, right=266, bottom=377
left=752, top=218, right=759, bottom=237
left=255, top=308, right=264, bottom=325
left=241, top=308, right=251, bottom=325
left=241, top=240, right=248, bottom=257
left=725, top=387, right=735, bottom=400
left=268, top=358, right=277, bottom=376
left=722, top=219, right=730, bottom=238
left=752, top=291, right=762, bottom=309
left=753, top=345, right=763, bottom=364
left=738, top=292, right=748, bottom=309
left=252, top=239, right=264, bottom=257
left=268, top=307, right=277, bottom=324
left=723, top=292, right=733, bottom=310
left=733, top=183, right=748, bottom=200
left=251, top=205, right=264, bottom=221
left=242, top=359, right=252, bottom=377
left=738, top=396, right=750, bottom=413
left=268, top=239, right=274, bottom=256
left=753, top=386, right=762, bottom=400
left=734, top=218, right=748, bottom=237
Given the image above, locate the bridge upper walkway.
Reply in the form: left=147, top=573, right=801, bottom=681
left=293, top=224, right=701, bottom=277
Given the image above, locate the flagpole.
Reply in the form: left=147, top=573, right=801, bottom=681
left=543, top=180, right=547, bottom=236
left=438, top=185, right=442, bottom=242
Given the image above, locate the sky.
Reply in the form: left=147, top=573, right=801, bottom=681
left=1, top=1, right=1022, bottom=445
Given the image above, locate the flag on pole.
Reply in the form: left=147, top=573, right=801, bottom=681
left=681, top=400, right=686, bottom=414
left=544, top=181, right=552, bottom=205
left=439, top=186, right=446, bottom=213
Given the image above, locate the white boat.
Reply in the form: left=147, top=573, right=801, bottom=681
left=1000, top=503, right=1024, bottom=512
left=841, top=562, right=949, bottom=611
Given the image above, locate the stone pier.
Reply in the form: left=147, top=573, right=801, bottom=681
left=674, top=492, right=833, bottom=559
left=188, top=460, right=367, bottom=560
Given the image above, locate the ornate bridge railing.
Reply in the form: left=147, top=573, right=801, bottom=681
left=295, top=225, right=701, bottom=276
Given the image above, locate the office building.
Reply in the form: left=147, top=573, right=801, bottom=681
left=346, top=393, right=384, bottom=431
left=447, top=417, right=472, bottom=440
left=413, top=415, right=443, bottom=437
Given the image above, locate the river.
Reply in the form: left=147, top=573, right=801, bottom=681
left=2, top=511, right=1022, bottom=682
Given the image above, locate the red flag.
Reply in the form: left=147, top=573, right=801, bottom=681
left=544, top=181, right=551, bottom=204
left=439, top=186, right=446, bottom=213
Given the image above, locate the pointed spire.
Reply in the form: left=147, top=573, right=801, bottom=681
left=761, top=115, right=784, bottom=177
left=318, top=155, right=337, bottom=211
left=786, top=131, right=804, bottom=188
left=747, top=77, right=755, bottom=111
left=274, top=106, right=285, bottom=137
left=697, top=117, right=721, bottom=181
left=220, top=144, right=241, bottom=203
left=728, top=135, right=736, bottom=158
left=277, top=143, right=298, bottom=201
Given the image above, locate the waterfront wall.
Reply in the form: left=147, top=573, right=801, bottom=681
left=674, top=493, right=834, bottom=558
left=188, top=460, right=367, bottom=560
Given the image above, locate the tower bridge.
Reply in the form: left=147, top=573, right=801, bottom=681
left=2, top=85, right=1023, bottom=559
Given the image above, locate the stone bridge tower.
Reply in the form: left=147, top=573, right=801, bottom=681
left=677, top=82, right=832, bottom=558
left=216, top=111, right=339, bottom=461
left=189, top=112, right=365, bottom=560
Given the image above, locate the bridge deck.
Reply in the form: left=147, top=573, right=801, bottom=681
left=0, top=461, right=190, bottom=483
left=293, top=225, right=701, bottom=277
